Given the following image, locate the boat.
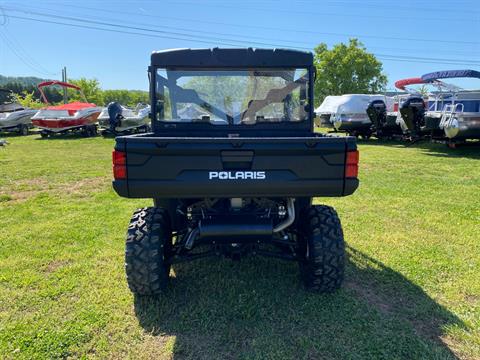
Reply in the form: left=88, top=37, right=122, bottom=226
left=394, top=77, right=460, bottom=139
left=314, top=96, right=339, bottom=128
left=98, top=102, right=151, bottom=135
left=0, top=89, right=37, bottom=135
left=421, top=70, right=480, bottom=141
left=316, top=94, right=392, bottom=137
left=31, top=81, right=102, bottom=138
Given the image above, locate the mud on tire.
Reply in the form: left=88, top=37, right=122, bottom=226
left=299, top=205, right=345, bottom=293
left=125, top=207, right=172, bottom=296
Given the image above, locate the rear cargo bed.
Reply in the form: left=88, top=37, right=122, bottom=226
left=113, top=135, right=358, bottom=198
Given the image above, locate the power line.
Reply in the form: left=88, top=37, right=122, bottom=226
left=3, top=4, right=314, bottom=48
left=164, top=0, right=480, bottom=14
left=0, top=5, right=57, bottom=76
left=5, top=7, right=297, bottom=49
left=5, top=7, right=480, bottom=65
left=24, top=3, right=480, bottom=46
left=161, top=1, right=480, bottom=23
left=0, top=25, right=57, bottom=75
left=5, top=12, right=480, bottom=67
left=6, top=15, right=243, bottom=47
left=0, top=29, right=56, bottom=76
left=10, top=3, right=478, bottom=57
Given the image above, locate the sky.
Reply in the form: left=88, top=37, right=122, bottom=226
left=0, top=0, right=479, bottom=91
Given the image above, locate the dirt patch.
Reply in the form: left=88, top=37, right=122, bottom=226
left=132, top=334, right=175, bottom=359
left=42, top=259, right=72, bottom=274
left=345, top=279, right=393, bottom=315
left=65, top=177, right=108, bottom=197
left=463, top=294, right=480, bottom=304
left=0, top=176, right=109, bottom=203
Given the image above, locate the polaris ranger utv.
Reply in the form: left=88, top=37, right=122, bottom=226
left=112, top=48, right=359, bottom=295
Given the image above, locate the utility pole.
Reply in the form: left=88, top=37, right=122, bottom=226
left=61, top=66, right=67, bottom=104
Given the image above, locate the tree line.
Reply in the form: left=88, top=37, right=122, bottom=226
left=0, top=78, right=148, bottom=109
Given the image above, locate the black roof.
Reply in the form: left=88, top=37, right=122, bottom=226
left=151, top=48, right=313, bottom=68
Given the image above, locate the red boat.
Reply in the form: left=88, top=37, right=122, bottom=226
left=31, top=81, right=102, bottom=137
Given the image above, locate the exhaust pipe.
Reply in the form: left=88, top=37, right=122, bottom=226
left=199, top=217, right=272, bottom=242
left=273, top=198, right=295, bottom=233
left=183, top=198, right=295, bottom=249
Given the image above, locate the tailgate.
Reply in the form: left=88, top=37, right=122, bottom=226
left=113, top=136, right=358, bottom=198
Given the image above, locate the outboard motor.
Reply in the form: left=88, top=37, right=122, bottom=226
left=366, top=100, right=386, bottom=131
left=399, top=97, right=425, bottom=136
left=107, top=102, right=123, bottom=133
left=367, top=100, right=402, bottom=138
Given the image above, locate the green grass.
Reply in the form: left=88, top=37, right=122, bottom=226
left=0, top=133, right=479, bottom=359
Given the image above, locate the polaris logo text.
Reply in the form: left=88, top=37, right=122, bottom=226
left=209, top=171, right=266, bottom=180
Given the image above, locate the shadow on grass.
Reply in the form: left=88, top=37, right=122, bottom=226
left=133, top=247, right=464, bottom=359
left=34, top=133, right=98, bottom=140
left=357, top=137, right=480, bottom=160
left=0, top=129, right=92, bottom=141
left=0, top=131, right=35, bottom=138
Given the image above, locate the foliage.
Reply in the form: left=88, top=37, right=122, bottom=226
left=0, top=76, right=149, bottom=107
left=12, top=91, right=44, bottom=109
left=417, top=85, right=430, bottom=97
left=0, top=74, right=46, bottom=87
left=1, top=81, right=63, bottom=104
left=68, top=78, right=104, bottom=105
left=103, top=89, right=149, bottom=107
left=313, top=39, right=388, bottom=105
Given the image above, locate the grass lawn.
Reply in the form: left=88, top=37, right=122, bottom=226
left=0, top=133, right=479, bottom=359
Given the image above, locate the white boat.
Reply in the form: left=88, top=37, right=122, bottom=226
left=316, top=94, right=393, bottom=137
left=421, top=70, right=480, bottom=140
left=0, top=90, right=37, bottom=135
left=98, top=102, right=151, bottom=134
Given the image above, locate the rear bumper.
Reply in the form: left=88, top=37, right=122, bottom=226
left=113, top=178, right=359, bottom=198
left=113, top=135, right=360, bottom=199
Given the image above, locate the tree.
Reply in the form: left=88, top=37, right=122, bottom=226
left=417, top=85, right=430, bottom=97
left=103, top=89, right=149, bottom=107
left=313, top=39, right=387, bottom=105
left=13, top=91, right=44, bottom=109
left=68, top=78, right=104, bottom=105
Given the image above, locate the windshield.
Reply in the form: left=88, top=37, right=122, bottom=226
left=155, top=68, right=309, bottom=125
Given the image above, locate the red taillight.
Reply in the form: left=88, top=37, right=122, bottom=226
left=345, top=150, right=359, bottom=178
left=112, top=150, right=126, bottom=180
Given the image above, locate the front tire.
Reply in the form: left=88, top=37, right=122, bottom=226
left=299, top=205, right=345, bottom=293
left=125, top=207, right=172, bottom=296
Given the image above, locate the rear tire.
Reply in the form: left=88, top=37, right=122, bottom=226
left=299, top=205, right=345, bottom=293
left=125, top=207, right=172, bottom=296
